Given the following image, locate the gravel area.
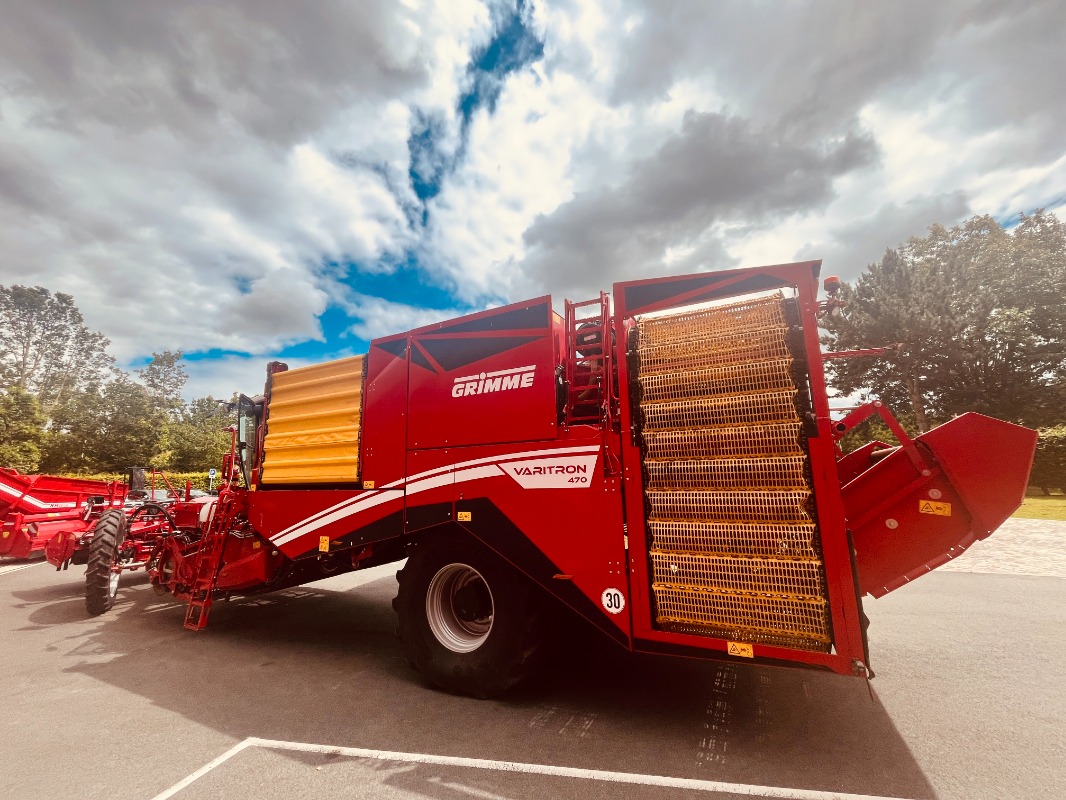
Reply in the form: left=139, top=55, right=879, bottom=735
left=938, top=517, right=1066, bottom=578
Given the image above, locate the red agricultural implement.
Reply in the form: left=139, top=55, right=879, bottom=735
left=41, top=471, right=209, bottom=615
left=0, top=469, right=125, bottom=560
left=128, top=260, right=1033, bottom=697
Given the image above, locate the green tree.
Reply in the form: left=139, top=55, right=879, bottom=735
left=42, top=377, right=163, bottom=473
left=0, top=286, right=115, bottom=410
left=138, top=351, right=188, bottom=415
left=168, top=397, right=234, bottom=472
left=823, top=211, right=1066, bottom=430
left=0, top=388, right=46, bottom=472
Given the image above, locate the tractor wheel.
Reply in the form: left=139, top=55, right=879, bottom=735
left=85, top=509, right=126, bottom=616
left=394, top=532, right=549, bottom=698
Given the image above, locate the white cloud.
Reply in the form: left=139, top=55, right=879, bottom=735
left=0, top=0, right=499, bottom=363
left=339, top=293, right=475, bottom=341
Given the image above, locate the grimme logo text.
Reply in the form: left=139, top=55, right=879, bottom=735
left=452, top=365, right=535, bottom=398
left=513, top=464, right=587, bottom=476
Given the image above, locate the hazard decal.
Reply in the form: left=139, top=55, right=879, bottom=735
left=727, top=641, right=754, bottom=658
left=918, top=500, right=952, bottom=516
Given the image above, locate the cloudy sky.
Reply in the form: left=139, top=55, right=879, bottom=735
left=1, top=0, right=1064, bottom=399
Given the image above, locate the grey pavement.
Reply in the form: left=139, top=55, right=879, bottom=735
left=0, top=527, right=1062, bottom=800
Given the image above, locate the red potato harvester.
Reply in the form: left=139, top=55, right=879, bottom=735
left=85, top=261, right=1036, bottom=697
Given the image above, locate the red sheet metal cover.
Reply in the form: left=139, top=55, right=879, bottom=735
left=917, top=412, right=1037, bottom=535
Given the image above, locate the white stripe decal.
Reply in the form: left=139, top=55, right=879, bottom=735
left=151, top=736, right=918, bottom=800
left=272, top=462, right=509, bottom=548
left=0, top=478, right=80, bottom=511
left=273, top=491, right=397, bottom=546
left=399, top=445, right=599, bottom=489
left=270, top=445, right=599, bottom=544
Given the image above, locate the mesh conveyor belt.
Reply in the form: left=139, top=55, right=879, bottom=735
left=634, top=292, right=832, bottom=652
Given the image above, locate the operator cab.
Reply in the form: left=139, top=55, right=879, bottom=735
left=235, top=394, right=263, bottom=488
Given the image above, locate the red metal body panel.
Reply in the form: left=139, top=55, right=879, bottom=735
left=406, top=297, right=560, bottom=450
left=918, top=413, right=1037, bottom=534
left=250, top=487, right=402, bottom=559
left=216, top=537, right=281, bottom=590
left=844, top=412, right=1038, bottom=597
left=611, top=261, right=868, bottom=676
left=407, top=434, right=630, bottom=643
left=0, top=469, right=125, bottom=558
left=359, top=333, right=410, bottom=489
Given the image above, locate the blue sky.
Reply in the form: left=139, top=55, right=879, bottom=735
left=1, top=1, right=1064, bottom=399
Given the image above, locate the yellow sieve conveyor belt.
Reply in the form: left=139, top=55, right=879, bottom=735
left=634, top=293, right=832, bottom=652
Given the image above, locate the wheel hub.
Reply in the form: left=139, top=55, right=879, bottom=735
left=425, top=563, right=494, bottom=653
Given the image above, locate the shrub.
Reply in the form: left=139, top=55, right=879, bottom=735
left=1030, top=425, right=1066, bottom=495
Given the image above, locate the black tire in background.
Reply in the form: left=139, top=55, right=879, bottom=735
left=85, top=509, right=126, bottom=616
left=394, top=531, right=549, bottom=698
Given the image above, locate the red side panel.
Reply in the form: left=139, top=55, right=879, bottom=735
left=360, top=334, right=410, bottom=488
left=406, top=297, right=560, bottom=449
left=251, top=488, right=404, bottom=559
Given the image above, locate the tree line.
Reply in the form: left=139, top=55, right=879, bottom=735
left=0, top=287, right=233, bottom=474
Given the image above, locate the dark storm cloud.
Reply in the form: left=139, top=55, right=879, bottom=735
left=0, top=146, right=61, bottom=214
left=0, top=1, right=424, bottom=145
left=520, top=110, right=878, bottom=296
left=608, top=0, right=1066, bottom=147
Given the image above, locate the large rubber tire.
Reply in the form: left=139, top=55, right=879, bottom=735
left=394, top=532, right=549, bottom=698
left=85, top=509, right=126, bottom=616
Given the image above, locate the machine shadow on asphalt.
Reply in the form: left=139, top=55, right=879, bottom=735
left=9, top=570, right=937, bottom=800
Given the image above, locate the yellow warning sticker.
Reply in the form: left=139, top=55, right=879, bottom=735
left=727, top=641, right=754, bottom=658
left=3, top=531, right=10, bottom=538
left=318, top=536, right=330, bottom=552
left=252, top=540, right=261, bottom=549
left=919, top=500, right=952, bottom=516
left=457, top=511, right=472, bottom=522
left=363, top=480, right=375, bottom=489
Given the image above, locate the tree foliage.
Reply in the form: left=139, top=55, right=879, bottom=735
left=41, top=377, right=161, bottom=473
left=0, top=388, right=46, bottom=472
left=139, top=351, right=188, bottom=415
left=822, top=210, right=1066, bottom=430
left=0, top=285, right=234, bottom=476
left=167, top=397, right=234, bottom=472
left=1030, top=426, right=1066, bottom=494
left=0, top=285, right=115, bottom=411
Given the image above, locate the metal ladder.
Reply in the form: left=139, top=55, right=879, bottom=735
left=182, top=503, right=228, bottom=630
left=563, top=292, right=614, bottom=427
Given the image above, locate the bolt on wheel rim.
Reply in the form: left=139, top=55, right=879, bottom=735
left=425, top=563, right=493, bottom=653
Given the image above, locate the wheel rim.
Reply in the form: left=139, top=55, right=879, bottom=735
left=108, top=570, right=120, bottom=598
left=425, top=563, right=493, bottom=653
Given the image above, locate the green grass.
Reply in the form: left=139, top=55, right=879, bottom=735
left=1013, top=492, right=1066, bottom=521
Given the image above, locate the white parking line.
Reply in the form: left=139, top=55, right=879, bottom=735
left=0, top=562, right=42, bottom=577
left=150, top=736, right=917, bottom=800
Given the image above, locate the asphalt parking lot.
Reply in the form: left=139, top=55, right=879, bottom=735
left=1, top=520, right=1063, bottom=800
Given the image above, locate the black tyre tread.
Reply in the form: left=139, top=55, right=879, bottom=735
left=394, top=533, right=549, bottom=698
left=85, top=509, right=126, bottom=616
